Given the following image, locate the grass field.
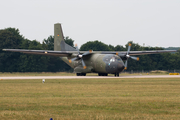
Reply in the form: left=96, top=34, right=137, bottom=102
left=0, top=78, right=180, bottom=120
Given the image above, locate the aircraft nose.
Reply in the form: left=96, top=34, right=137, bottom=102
left=117, top=62, right=125, bottom=72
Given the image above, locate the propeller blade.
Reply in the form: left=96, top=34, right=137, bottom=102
left=69, top=57, right=78, bottom=63
left=81, top=59, right=87, bottom=69
left=75, top=44, right=80, bottom=54
left=130, top=56, right=139, bottom=61
left=80, top=50, right=93, bottom=57
left=124, top=60, right=128, bottom=70
left=127, top=43, right=131, bottom=55
left=123, top=43, right=139, bottom=70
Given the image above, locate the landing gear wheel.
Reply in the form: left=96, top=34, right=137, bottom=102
left=117, top=73, right=119, bottom=77
left=98, top=73, right=108, bottom=76
left=82, top=73, right=86, bottom=76
left=98, top=73, right=101, bottom=76
left=76, top=73, right=86, bottom=76
left=114, top=73, right=119, bottom=77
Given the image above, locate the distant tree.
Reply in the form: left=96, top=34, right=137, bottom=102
left=178, top=49, right=180, bottom=54
left=20, top=39, right=31, bottom=49
left=164, top=47, right=180, bottom=50
left=43, top=35, right=54, bottom=50
left=18, top=40, right=49, bottom=72
left=64, top=36, right=74, bottom=47
left=80, top=40, right=111, bottom=51
left=125, top=41, right=142, bottom=51
left=108, top=44, right=115, bottom=51
left=42, top=35, right=74, bottom=72
left=0, top=28, right=23, bottom=72
left=114, top=45, right=125, bottom=51
left=42, top=36, right=74, bottom=50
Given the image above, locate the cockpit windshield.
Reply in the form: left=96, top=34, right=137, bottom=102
left=110, top=57, right=115, bottom=62
left=110, top=56, right=122, bottom=62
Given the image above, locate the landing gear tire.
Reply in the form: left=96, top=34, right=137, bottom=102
left=114, top=73, right=119, bottom=77
left=98, top=73, right=108, bottom=76
left=76, top=73, right=86, bottom=76
left=117, top=73, right=119, bottom=77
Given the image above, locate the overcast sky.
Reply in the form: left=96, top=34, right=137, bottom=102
left=1, top=0, right=180, bottom=48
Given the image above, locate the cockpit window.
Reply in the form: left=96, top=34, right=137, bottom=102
left=110, top=56, right=122, bottom=62
left=110, top=57, right=115, bottom=62
left=116, top=58, right=122, bottom=62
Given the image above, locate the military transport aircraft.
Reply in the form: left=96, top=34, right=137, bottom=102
left=3, top=23, right=177, bottom=77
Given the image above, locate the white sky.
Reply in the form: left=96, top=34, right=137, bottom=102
left=1, top=0, right=180, bottom=48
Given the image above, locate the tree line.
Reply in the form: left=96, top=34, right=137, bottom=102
left=0, top=28, right=180, bottom=72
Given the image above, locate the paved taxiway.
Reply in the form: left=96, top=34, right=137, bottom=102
left=1, top=75, right=180, bottom=80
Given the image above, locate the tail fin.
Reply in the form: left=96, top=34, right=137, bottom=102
left=54, top=23, right=76, bottom=51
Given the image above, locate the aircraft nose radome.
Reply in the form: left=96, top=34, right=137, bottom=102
left=117, top=62, right=125, bottom=71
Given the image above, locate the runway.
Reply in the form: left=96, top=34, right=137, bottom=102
left=0, top=75, right=180, bottom=80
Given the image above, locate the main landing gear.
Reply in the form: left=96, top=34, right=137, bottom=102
left=76, top=73, right=86, bottom=76
left=98, top=73, right=108, bottom=76
left=114, top=73, right=119, bottom=77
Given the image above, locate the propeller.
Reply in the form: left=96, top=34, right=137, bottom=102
left=68, top=44, right=92, bottom=69
left=117, top=43, right=139, bottom=70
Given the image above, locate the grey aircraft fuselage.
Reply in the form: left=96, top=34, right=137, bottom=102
left=62, top=54, right=124, bottom=75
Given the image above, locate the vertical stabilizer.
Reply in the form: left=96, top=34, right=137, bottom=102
left=54, top=23, right=76, bottom=51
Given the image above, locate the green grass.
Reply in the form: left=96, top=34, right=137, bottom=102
left=0, top=78, right=180, bottom=120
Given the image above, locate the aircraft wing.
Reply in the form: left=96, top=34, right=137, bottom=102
left=101, top=50, right=177, bottom=55
left=3, top=49, right=177, bottom=57
left=2, top=49, right=75, bottom=57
